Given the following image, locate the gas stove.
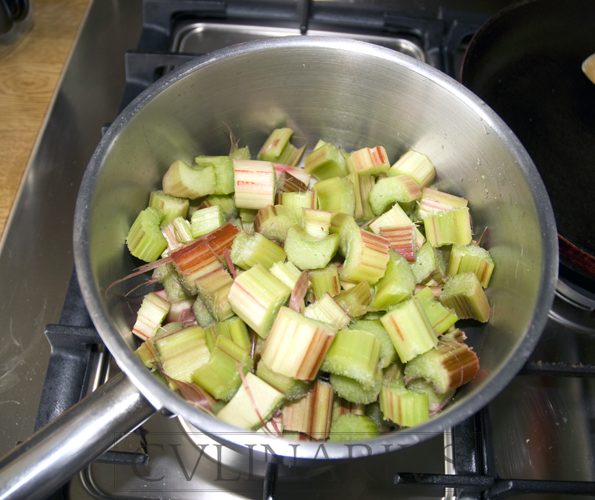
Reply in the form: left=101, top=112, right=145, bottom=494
left=0, top=1, right=593, bottom=498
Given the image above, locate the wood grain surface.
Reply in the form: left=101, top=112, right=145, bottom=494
left=0, top=0, right=90, bottom=239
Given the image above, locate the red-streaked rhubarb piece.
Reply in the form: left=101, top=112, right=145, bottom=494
left=313, top=176, right=355, bottom=216
left=379, top=379, right=429, bottom=427
left=282, top=380, right=334, bottom=440
left=273, top=164, right=311, bottom=186
left=369, top=203, right=425, bottom=249
left=126, top=207, right=168, bottom=262
left=308, top=264, right=341, bottom=301
left=278, top=172, right=308, bottom=193
left=303, top=208, right=333, bottom=239
left=228, top=264, right=291, bottom=338
left=415, top=287, right=458, bottom=335
left=132, top=292, right=170, bottom=340
left=260, top=306, right=338, bottom=380
left=289, top=271, right=309, bottom=313
left=423, top=207, right=473, bottom=247
left=340, top=229, right=390, bottom=285
left=230, top=231, right=286, bottom=270
left=369, top=174, right=422, bottom=215
left=440, top=272, right=490, bottom=323
left=418, top=187, right=468, bottom=218
left=388, top=150, right=436, bottom=187
left=304, top=293, right=351, bottom=329
left=216, top=372, right=284, bottom=430
left=161, top=216, right=193, bottom=252
left=379, top=225, right=416, bottom=262
left=447, top=244, right=495, bottom=288
left=404, top=338, right=480, bottom=394
left=347, top=146, right=390, bottom=176
left=304, top=142, right=348, bottom=180
left=380, top=297, right=438, bottom=363
left=167, top=299, right=196, bottom=325
left=233, top=160, right=276, bottom=210
left=349, top=171, right=375, bottom=222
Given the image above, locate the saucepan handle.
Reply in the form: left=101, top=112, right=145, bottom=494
left=0, top=373, right=156, bottom=500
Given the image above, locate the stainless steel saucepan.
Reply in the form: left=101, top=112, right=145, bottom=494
left=0, top=37, right=557, bottom=499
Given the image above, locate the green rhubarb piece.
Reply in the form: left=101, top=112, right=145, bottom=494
left=303, top=209, right=333, bottom=239
left=404, top=338, right=480, bottom=393
left=329, top=213, right=360, bottom=257
left=162, top=217, right=193, bottom=250
left=380, top=297, right=437, bottom=363
left=269, top=260, right=303, bottom=290
left=304, top=293, right=351, bottom=329
left=406, top=379, right=455, bottom=415
left=334, top=281, right=372, bottom=318
left=192, top=295, right=216, bottom=328
left=256, top=360, right=310, bottom=401
left=369, top=174, right=422, bottom=216
left=135, top=342, right=157, bottom=369
left=190, top=205, right=224, bottom=238
left=154, top=326, right=210, bottom=383
left=239, top=208, right=257, bottom=223
left=423, top=207, right=472, bottom=247
left=313, top=177, right=355, bottom=216
left=254, top=205, right=301, bottom=243
left=388, top=150, right=436, bottom=187
left=369, top=251, right=416, bottom=311
left=340, top=229, right=390, bottom=285
left=277, top=143, right=306, bottom=166
left=284, top=226, right=339, bottom=270
left=304, top=142, right=348, bottom=180
left=230, top=145, right=251, bottom=161
left=153, top=264, right=191, bottom=303
left=330, top=365, right=382, bottom=405
left=162, top=160, right=216, bottom=199
left=321, top=329, right=380, bottom=389
left=440, top=272, right=490, bottom=323
left=257, top=127, right=294, bottom=162
left=380, top=379, right=429, bottom=427
left=448, top=244, right=495, bottom=288
left=409, top=242, right=447, bottom=284
left=279, top=191, right=316, bottom=219
left=346, top=146, right=390, bottom=176
left=195, top=155, right=234, bottom=195
left=216, top=316, right=251, bottom=352
left=228, top=264, right=291, bottom=338
left=231, top=231, right=286, bottom=270
left=203, top=195, right=237, bottom=220
left=309, top=264, right=341, bottom=300
left=350, top=319, right=397, bottom=368
left=126, top=207, right=168, bottom=262
left=418, top=187, right=468, bottom=219
left=149, top=190, right=189, bottom=226
left=349, top=171, right=375, bottom=222
left=415, top=287, right=458, bottom=334
left=329, top=414, right=379, bottom=442
left=217, top=373, right=284, bottom=430
left=131, top=292, right=170, bottom=340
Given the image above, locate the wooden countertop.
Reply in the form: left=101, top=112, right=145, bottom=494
left=0, top=0, right=90, bottom=240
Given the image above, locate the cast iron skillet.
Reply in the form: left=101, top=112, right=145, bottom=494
left=461, top=0, right=595, bottom=294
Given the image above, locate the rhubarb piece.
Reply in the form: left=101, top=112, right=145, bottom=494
left=256, top=360, right=310, bottom=401
left=228, top=264, right=291, bottom=337
left=153, top=264, right=191, bottom=303
left=369, top=251, right=416, bottom=311
left=303, top=209, right=333, bottom=239
left=132, top=292, right=170, bottom=340
left=415, top=287, right=458, bottom=334
left=447, top=244, right=495, bottom=288
left=202, top=195, right=237, bottom=220
left=388, top=150, right=436, bottom=187
left=406, top=379, right=455, bottom=415
left=304, top=293, right=351, bottom=329
left=369, top=203, right=425, bottom=249
left=334, top=282, right=372, bottom=318
left=230, top=145, right=251, bottom=161
left=332, top=398, right=365, bottom=420
left=284, top=226, right=339, bottom=270
left=190, top=205, right=224, bottom=238
left=329, top=414, right=379, bottom=441
left=380, top=298, right=438, bottom=363
left=309, top=265, right=341, bottom=300
left=216, top=316, right=251, bottom=352
left=154, top=326, right=210, bottom=383
left=195, top=155, right=234, bottom=195
left=409, top=241, right=447, bottom=284
left=231, top=231, right=286, bottom=270
left=330, top=365, right=382, bottom=405
left=260, top=307, right=337, bottom=380
left=162, top=160, right=216, bottom=199
left=350, top=319, right=397, bottom=368
left=340, top=229, right=390, bottom=285
left=423, top=207, right=472, bottom=247
left=418, top=187, right=468, bottom=218
left=233, top=160, right=276, bottom=210
left=379, top=225, right=416, bottom=262
left=149, top=190, right=189, bottom=225
left=280, top=191, right=317, bottom=218
left=347, top=146, right=390, bottom=176
left=273, top=164, right=311, bottom=186
left=282, top=380, right=334, bottom=440
left=257, top=127, right=294, bottom=162
left=278, top=172, right=308, bottom=193
left=369, top=174, right=422, bottom=215
left=269, top=260, right=303, bottom=290
left=166, top=299, right=195, bottom=324
left=135, top=341, right=157, bottom=369
left=239, top=208, right=257, bottom=224
left=192, top=295, right=216, bottom=328
left=440, top=272, right=490, bottom=323
left=379, top=379, right=430, bottom=427
left=313, top=177, right=355, bottom=216
left=217, top=372, right=284, bottom=430
left=162, top=216, right=194, bottom=252
left=254, top=205, right=300, bottom=242
left=321, top=329, right=380, bottom=389
left=404, top=338, right=480, bottom=394
left=330, top=213, right=360, bottom=257
left=126, top=207, right=168, bottom=262
left=277, top=144, right=306, bottom=166
left=304, top=142, right=348, bottom=180
left=349, top=172, right=375, bottom=222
